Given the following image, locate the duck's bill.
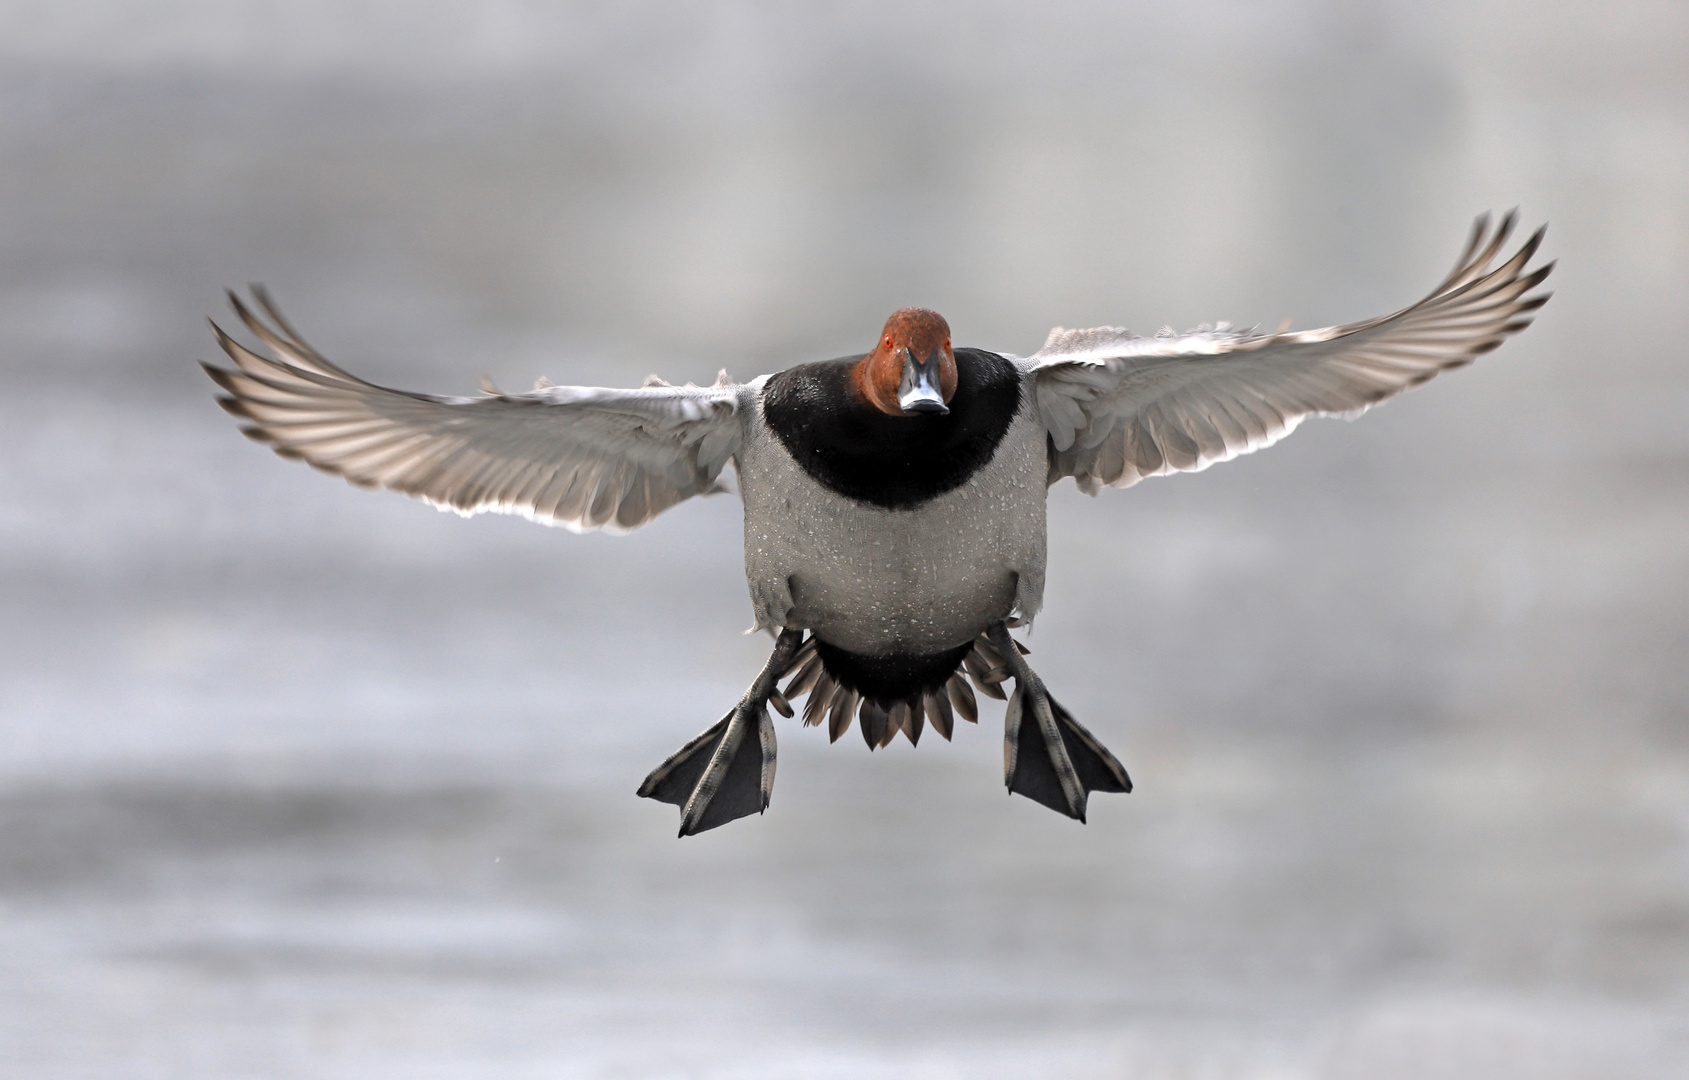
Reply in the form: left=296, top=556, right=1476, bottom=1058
left=898, top=354, right=949, bottom=415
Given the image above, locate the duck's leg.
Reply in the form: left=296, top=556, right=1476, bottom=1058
left=637, top=628, right=807, bottom=837
left=985, top=622, right=1132, bottom=821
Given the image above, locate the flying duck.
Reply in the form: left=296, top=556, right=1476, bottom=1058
left=202, top=212, right=1552, bottom=836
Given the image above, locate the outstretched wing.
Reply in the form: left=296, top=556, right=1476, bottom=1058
left=1031, top=212, right=1553, bottom=493
left=203, top=290, right=744, bottom=533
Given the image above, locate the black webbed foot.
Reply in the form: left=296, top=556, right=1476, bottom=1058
left=986, top=623, right=1132, bottom=821
left=637, top=629, right=807, bottom=836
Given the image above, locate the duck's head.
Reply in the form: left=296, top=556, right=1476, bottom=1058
left=856, top=307, right=957, bottom=417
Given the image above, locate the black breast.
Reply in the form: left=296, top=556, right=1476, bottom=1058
left=760, top=347, right=1023, bottom=510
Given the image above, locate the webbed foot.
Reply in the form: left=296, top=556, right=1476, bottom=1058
left=985, top=623, right=1132, bottom=821
left=637, top=629, right=807, bottom=836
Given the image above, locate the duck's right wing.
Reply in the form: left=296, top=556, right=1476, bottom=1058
left=203, top=290, right=744, bottom=533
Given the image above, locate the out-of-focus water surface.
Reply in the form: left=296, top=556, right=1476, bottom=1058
left=2, top=2, right=1686, bottom=1076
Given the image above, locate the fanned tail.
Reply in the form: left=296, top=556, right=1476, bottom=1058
left=778, top=625, right=1028, bottom=749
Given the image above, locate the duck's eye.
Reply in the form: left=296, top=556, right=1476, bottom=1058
left=884, top=337, right=893, bottom=349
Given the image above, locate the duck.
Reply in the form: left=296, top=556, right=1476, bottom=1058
left=202, top=211, right=1551, bottom=836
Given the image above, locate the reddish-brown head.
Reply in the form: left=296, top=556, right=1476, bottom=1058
left=854, top=307, right=958, bottom=417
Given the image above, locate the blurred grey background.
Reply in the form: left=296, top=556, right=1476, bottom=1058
left=1, top=1, right=1685, bottom=1077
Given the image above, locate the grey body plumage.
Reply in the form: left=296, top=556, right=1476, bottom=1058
left=737, top=370, right=1048, bottom=654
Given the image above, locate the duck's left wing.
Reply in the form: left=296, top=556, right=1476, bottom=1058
left=1030, top=212, right=1552, bottom=493
left=203, top=290, right=743, bottom=533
